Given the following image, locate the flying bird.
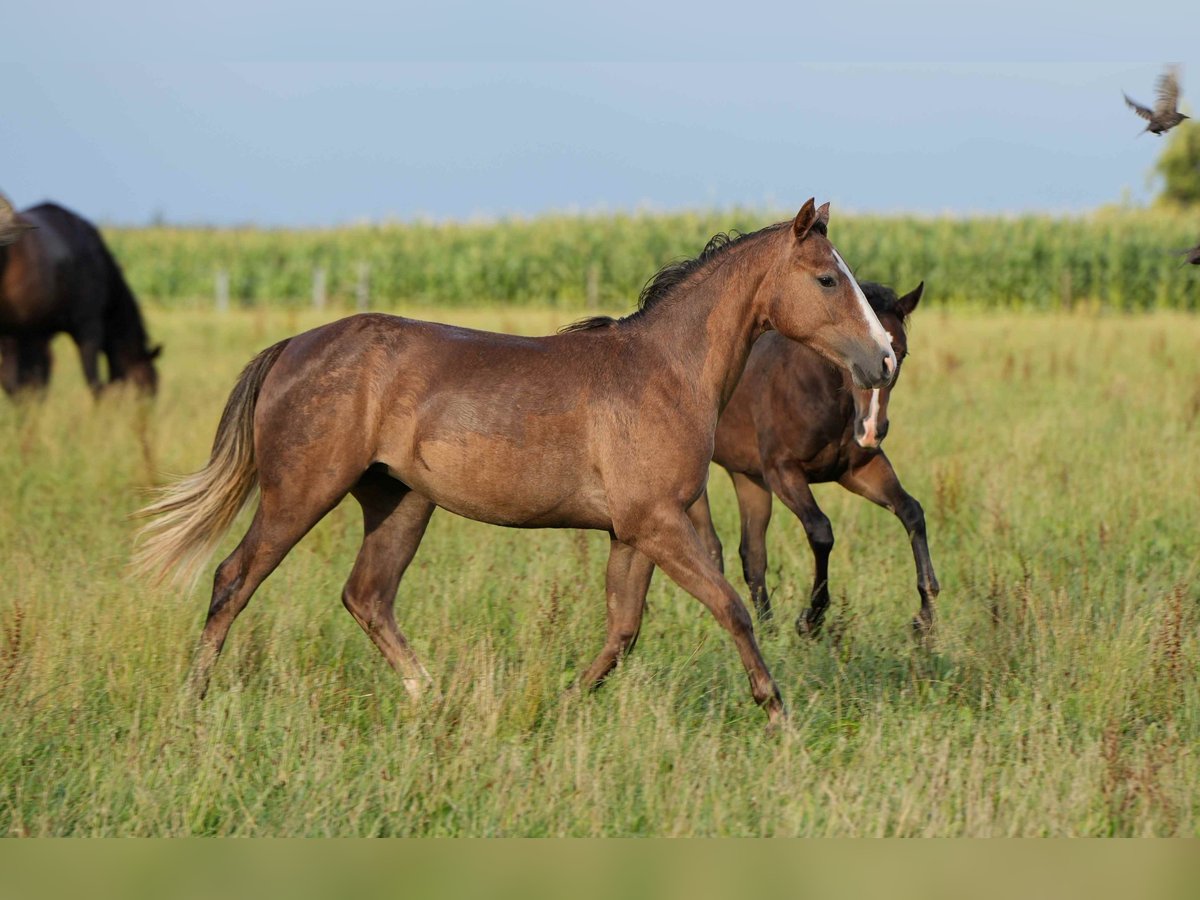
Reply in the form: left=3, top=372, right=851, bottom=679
left=1124, top=66, right=1189, bottom=135
left=0, top=193, right=36, bottom=247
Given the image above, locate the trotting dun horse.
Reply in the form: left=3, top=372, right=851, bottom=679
left=134, top=199, right=896, bottom=725
left=0, top=195, right=160, bottom=396
left=685, top=280, right=939, bottom=637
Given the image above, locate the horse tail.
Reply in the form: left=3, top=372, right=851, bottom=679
left=132, top=339, right=292, bottom=589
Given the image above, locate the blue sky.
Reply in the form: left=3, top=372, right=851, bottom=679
left=2, top=4, right=1196, bottom=225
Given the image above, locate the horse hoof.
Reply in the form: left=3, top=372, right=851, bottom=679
left=910, top=616, right=936, bottom=648
left=796, top=610, right=823, bottom=639
left=764, top=701, right=788, bottom=734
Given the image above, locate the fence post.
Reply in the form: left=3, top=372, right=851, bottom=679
left=356, top=261, right=370, bottom=312
left=215, top=268, right=230, bottom=313
left=312, top=266, right=327, bottom=310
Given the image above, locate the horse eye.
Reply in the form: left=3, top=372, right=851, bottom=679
left=817, top=275, right=836, bottom=288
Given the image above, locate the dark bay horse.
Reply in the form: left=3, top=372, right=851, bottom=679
left=134, top=199, right=897, bottom=724
left=0, top=196, right=160, bottom=396
left=685, top=281, right=939, bottom=637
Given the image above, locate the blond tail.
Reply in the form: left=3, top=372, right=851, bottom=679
left=132, top=339, right=292, bottom=590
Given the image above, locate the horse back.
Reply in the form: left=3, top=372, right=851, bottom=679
left=0, top=204, right=109, bottom=331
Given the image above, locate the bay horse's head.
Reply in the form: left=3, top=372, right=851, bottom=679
left=109, top=343, right=162, bottom=396
left=761, top=199, right=896, bottom=388
left=0, top=192, right=35, bottom=247
left=851, top=281, right=923, bottom=449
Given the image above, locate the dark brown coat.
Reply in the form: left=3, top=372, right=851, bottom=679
left=685, top=281, right=939, bottom=636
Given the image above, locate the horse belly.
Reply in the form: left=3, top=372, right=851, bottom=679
left=388, top=431, right=610, bottom=530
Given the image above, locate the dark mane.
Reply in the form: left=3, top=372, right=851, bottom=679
left=560, top=222, right=788, bottom=334
left=859, top=282, right=908, bottom=322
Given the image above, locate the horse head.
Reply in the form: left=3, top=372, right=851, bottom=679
left=851, top=281, right=923, bottom=449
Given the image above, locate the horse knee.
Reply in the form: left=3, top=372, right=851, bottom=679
left=898, top=496, right=927, bottom=534
left=806, top=519, right=834, bottom=556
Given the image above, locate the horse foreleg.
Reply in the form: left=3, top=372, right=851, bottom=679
left=73, top=335, right=103, bottom=395
left=838, top=452, right=939, bottom=637
left=577, top=538, right=654, bottom=690
left=763, top=462, right=833, bottom=637
left=627, top=508, right=784, bottom=725
left=343, top=473, right=438, bottom=700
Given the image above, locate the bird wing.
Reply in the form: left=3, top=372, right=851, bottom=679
left=1154, top=66, right=1181, bottom=116
left=1124, top=93, right=1153, bottom=121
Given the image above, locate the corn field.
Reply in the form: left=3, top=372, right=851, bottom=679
left=102, top=208, right=1200, bottom=311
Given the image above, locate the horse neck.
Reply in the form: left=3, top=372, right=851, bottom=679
left=101, top=271, right=151, bottom=361
left=632, top=244, right=769, bottom=414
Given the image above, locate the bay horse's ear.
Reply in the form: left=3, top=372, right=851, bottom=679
left=792, top=198, right=818, bottom=242
left=815, top=202, right=830, bottom=232
left=897, top=281, right=924, bottom=317
left=150, top=344, right=163, bottom=360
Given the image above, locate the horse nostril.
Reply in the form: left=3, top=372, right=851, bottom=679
left=883, top=354, right=896, bottom=377
left=878, top=422, right=889, bottom=440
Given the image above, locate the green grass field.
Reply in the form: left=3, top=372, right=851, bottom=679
left=2, top=305, right=1199, bottom=836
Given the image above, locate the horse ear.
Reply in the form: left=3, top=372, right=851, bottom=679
left=898, top=281, right=924, bottom=317
left=149, top=344, right=163, bottom=360
left=792, top=198, right=818, bottom=242
left=815, top=202, right=830, bottom=231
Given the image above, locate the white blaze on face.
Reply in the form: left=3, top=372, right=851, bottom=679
left=831, top=248, right=897, bottom=376
left=858, top=389, right=881, bottom=448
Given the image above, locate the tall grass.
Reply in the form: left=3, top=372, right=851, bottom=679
left=1, top=306, right=1198, bottom=835
left=102, top=208, right=1200, bottom=311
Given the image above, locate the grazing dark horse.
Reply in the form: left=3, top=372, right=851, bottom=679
left=685, top=280, right=939, bottom=637
left=134, top=199, right=896, bottom=725
left=0, top=196, right=160, bottom=396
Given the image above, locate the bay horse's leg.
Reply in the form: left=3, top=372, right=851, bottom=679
left=23, top=339, right=53, bottom=392
left=1, top=337, right=52, bottom=396
left=190, top=471, right=361, bottom=698
left=763, top=463, right=834, bottom=637
left=685, top=490, right=725, bottom=573
left=838, top=453, right=939, bottom=636
left=729, top=472, right=774, bottom=622
left=577, top=538, right=654, bottom=690
left=628, top=510, right=784, bottom=724
left=0, top=338, right=20, bottom=396
left=343, top=471, right=437, bottom=700
left=72, top=334, right=103, bottom=394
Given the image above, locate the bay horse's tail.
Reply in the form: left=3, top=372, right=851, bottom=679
left=132, top=339, right=292, bottom=589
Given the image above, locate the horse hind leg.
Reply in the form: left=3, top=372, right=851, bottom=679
left=730, top=472, right=773, bottom=622
left=342, top=469, right=437, bottom=700
left=189, top=465, right=363, bottom=699
left=577, top=538, right=654, bottom=690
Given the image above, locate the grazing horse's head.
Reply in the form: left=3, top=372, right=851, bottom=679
left=851, top=281, right=923, bottom=449
left=761, top=199, right=896, bottom=389
left=109, top=344, right=162, bottom=396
